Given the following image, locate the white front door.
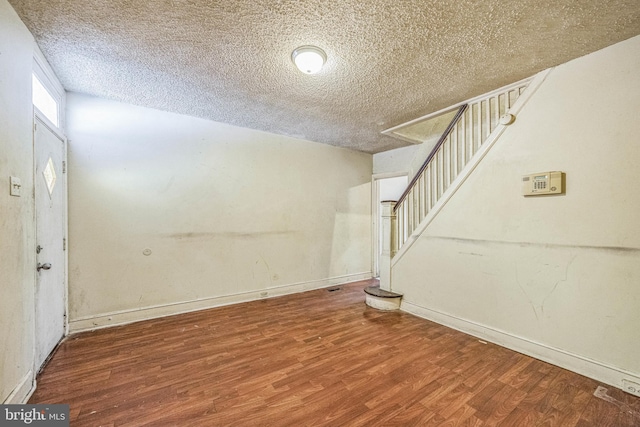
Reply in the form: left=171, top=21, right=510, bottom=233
left=34, top=117, right=66, bottom=370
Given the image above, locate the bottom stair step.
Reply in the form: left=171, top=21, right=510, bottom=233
left=364, top=285, right=402, bottom=311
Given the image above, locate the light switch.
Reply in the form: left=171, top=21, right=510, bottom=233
left=10, top=176, right=22, bottom=197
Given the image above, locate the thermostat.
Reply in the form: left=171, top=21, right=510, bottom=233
left=522, top=171, right=563, bottom=196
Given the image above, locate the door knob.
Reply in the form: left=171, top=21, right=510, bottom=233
left=37, top=262, right=51, bottom=271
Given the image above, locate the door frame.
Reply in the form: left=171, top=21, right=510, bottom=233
left=32, top=44, right=68, bottom=373
left=371, top=172, right=408, bottom=278
left=33, top=114, right=69, bottom=371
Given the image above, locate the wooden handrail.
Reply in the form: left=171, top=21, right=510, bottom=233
left=394, top=104, right=468, bottom=210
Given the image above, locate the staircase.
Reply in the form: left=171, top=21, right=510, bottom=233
left=364, top=285, right=403, bottom=311
left=378, top=70, right=551, bottom=292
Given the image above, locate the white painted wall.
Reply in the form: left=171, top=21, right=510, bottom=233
left=66, top=93, right=372, bottom=330
left=382, top=36, right=640, bottom=388
left=373, top=135, right=443, bottom=182
left=0, top=0, right=37, bottom=403
left=372, top=145, right=417, bottom=177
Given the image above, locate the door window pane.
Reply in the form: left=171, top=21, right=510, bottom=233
left=32, top=73, right=59, bottom=127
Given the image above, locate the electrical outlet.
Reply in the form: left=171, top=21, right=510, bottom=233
left=10, top=176, right=22, bottom=197
left=622, top=379, right=640, bottom=397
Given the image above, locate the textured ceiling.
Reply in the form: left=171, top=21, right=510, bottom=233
left=8, top=0, right=640, bottom=153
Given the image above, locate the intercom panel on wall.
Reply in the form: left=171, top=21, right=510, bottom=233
left=522, top=171, right=563, bottom=196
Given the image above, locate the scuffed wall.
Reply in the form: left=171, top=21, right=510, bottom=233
left=0, top=0, right=36, bottom=402
left=67, top=93, right=372, bottom=327
left=388, top=36, right=640, bottom=384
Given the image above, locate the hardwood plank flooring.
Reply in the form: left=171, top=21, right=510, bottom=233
left=30, top=279, right=640, bottom=426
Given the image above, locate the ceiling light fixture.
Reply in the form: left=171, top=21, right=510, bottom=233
left=291, top=46, right=327, bottom=75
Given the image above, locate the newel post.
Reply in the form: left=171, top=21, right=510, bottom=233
left=379, top=200, right=397, bottom=291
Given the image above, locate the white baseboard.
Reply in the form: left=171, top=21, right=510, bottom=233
left=69, top=272, right=372, bottom=333
left=401, top=300, right=640, bottom=394
left=3, top=370, right=34, bottom=404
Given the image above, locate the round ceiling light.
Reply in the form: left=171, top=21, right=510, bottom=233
left=291, top=46, right=327, bottom=74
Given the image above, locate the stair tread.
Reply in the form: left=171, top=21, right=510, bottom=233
left=364, top=286, right=402, bottom=298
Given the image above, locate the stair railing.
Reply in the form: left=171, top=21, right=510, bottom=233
left=393, top=80, right=531, bottom=251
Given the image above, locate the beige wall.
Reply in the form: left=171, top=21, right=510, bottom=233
left=373, top=144, right=418, bottom=178
left=0, top=0, right=37, bottom=403
left=67, top=93, right=372, bottom=329
left=383, top=36, right=640, bottom=387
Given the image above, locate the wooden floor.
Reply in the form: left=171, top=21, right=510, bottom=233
left=31, top=279, right=640, bottom=426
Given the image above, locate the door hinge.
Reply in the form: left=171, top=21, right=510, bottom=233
left=62, top=161, right=66, bottom=173
left=63, top=238, right=66, bottom=251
